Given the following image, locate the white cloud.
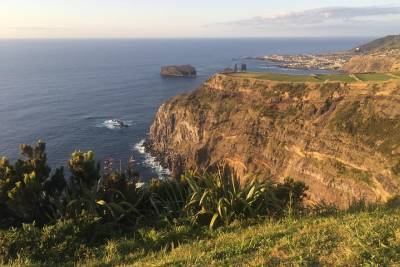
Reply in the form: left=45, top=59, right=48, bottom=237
left=213, top=5, right=400, bottom=27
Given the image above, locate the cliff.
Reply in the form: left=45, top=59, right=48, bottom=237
left=147, top=74, right=400, bottom=207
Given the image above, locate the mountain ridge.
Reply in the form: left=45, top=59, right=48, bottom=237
left=351, top=34, right=400, bottom=54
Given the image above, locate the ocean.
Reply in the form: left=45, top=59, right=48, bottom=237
left=0, top=38, right=371, bottom=178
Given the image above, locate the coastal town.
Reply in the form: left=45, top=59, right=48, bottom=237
left=258, top=53, right=352, bottom=70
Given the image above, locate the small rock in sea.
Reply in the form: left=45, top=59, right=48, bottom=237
left=160, top=65, right=197, bottom=77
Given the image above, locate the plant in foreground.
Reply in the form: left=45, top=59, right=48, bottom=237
left=183, top=168, right=308, bottom=229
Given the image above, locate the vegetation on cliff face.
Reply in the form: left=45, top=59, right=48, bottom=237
left=147, top=74, right=400, bottom=207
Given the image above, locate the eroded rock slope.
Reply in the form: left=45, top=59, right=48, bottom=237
left=147, top=74, right=400, bottom=207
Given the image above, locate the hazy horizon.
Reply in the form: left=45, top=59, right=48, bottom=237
left=1, top=0, right=400, bottom=39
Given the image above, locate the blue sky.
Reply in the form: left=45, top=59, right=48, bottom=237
left=1, top=0, right=399, bottom=38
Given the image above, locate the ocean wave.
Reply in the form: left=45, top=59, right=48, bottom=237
left=134, top=139, right=171, bottom=178
left=98, top=119, right=133, bottom=129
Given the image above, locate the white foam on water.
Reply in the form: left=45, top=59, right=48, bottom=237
left=98, top=119, right=133, bottom=130
left=133, top=139, right=171, bottom=178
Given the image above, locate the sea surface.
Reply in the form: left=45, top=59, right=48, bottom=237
left=0, top=38, right=371, bottom=178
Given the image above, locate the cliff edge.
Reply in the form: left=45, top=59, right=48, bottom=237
left=147, top=73, right=400, bottom=207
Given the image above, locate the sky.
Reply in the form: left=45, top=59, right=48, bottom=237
left=1, top=0, right=400, bottom=38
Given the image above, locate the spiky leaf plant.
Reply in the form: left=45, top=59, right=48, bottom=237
left=183, top=168, right=279, bottom=229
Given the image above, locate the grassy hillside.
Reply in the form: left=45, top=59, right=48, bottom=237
left=352, top=35, right=400, bottom=54
left=1, top=206, right=399, bottom=266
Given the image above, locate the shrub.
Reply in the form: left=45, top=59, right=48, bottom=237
left=68, top=150, right=100, bottom=192
left=183, top=169, right=305, bottom=229
left=274, top=177, right=308, bottom=216
left=0, top=141, right=66, bottom=226
left=66, top=158, right=145, bottom=226
left=147, top=178, right=190, bottom=222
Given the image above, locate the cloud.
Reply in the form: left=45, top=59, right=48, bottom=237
left=212, top=5, right=400, bottom=28
left=11, top=27, right=67, bottom=31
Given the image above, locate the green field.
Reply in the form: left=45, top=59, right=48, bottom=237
left=229, top=72, right=321, bottom=82
left=315, top=74, right=357, bottom=82
left=228, top=72, right=399, bottom=83
left=355, top=73, right=393, bottom=81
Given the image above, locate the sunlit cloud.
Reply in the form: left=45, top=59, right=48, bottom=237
left=11, top=27, right=68, bottom=31
left=211, top=5, right=400, bottom=27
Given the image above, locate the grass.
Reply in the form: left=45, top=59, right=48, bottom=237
left=229, top=72, right=321, bottom=82
left=354, top=73, right=393, bottom=82
left=1, top=206, right=399, bottom=266
left=227, top=72, right=400, bottom=83
left=315, top=74, right=357, bottom=82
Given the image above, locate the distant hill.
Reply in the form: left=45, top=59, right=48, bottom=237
left=343, top=35, right=400, bottom=72
left=351, top=35, right=400, bottom=54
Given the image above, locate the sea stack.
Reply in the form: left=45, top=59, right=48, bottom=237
left=160, top=65, right=197, bottom=77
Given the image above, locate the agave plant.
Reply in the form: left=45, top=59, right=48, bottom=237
left=183, top=168, right=278, bottom=229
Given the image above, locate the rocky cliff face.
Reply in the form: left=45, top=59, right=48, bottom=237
left=147, top=74, right=400, bottom=207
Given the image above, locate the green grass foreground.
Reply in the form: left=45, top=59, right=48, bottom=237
left=1, top=206, right=399, bottom=266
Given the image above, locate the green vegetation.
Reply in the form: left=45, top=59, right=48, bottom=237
left=0, top=142, right=309, bottom=266
left=355, top=73, right=393, bottom=81
left=229, top=72, right=321, bottom=82
left=0, top=142, right=398, bottom=266
left=332, top=159, right=372, bottom=185
left=315, top=74, right=357, bottom=82
left=1, top=205, right=399, bottom=266
left=227, top=72, right=400, bottom=83
left=184, top=169, right=307, bottom=229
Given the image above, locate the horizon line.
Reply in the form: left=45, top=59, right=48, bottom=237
left=0, top=36, right=380, bottom=41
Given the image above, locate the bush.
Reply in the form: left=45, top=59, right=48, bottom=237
left=0, top=141, right=66, bottom=226
left=0, top=141, right=309, bottom=232
left=183, top=169, right=307, bottom=229
left=146, top=177, right=190, bottom=223
left=0, top=141, right=147, bottom=228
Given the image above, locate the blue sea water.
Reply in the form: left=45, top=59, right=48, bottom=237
left=0, top=38, right=371, bottom=178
